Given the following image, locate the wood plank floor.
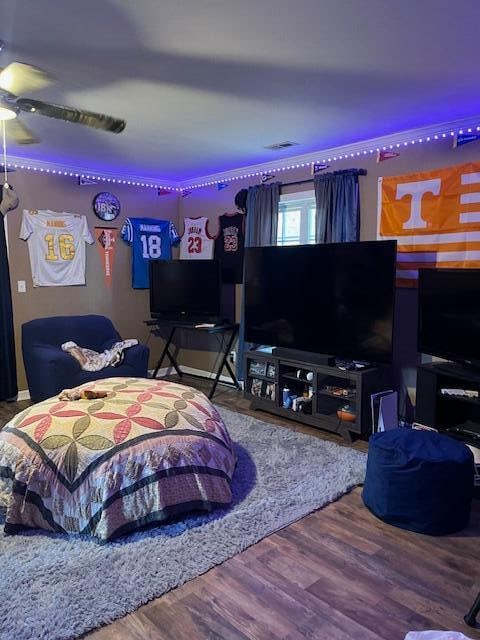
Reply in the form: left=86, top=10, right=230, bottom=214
left=1, top=377, right=479, bottom=640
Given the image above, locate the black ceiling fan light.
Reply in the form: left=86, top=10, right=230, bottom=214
left=0, top=43, right=126, bottom=144
left=16, top=98, right=126, bottom=134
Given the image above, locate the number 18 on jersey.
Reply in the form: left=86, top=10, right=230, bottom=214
left=121, top=217, right=180, bottom=288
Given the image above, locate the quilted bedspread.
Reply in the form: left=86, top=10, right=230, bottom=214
left=0, top=378, right=236, bottom=540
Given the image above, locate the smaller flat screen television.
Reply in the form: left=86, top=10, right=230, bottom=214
left=149, top=259, right=221, bottom=322
left=418, top=268, right=480, bottom=366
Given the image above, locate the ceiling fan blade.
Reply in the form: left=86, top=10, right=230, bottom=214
left=16, top=98, right=126, bottom=133
left=0, top=62, right=52, bottom=95
left=6, top=117, right=39, bottom=144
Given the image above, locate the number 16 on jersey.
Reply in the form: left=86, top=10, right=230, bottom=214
left=44, top=233, right=75, bottom=261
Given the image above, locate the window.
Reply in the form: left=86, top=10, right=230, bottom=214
left=277, top=190, right=316, bottom=246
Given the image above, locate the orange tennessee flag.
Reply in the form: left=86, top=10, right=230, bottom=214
left=378, top=161, right=480, bottom=287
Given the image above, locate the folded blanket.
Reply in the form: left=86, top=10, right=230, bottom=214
left=61, top=339, right=138, bottom=371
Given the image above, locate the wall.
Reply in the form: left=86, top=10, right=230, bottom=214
left=5, top=170, right=179, bottom=390
left=178, top=139, right=480, bottom=417
left=7, top=138, right=480, bottom=402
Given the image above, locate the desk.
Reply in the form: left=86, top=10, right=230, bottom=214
left=147, top=320, right=240, bottom=399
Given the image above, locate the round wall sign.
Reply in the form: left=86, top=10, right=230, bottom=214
left=93, top=192, right=120, bottom=221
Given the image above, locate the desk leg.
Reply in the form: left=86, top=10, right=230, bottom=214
left=464, top=590, right=480, bottom=627
left=224, top=358, right=240, bottom=390
left=208, top=328, right=240, bottom=399
left=153, top=328, right=182, bottom=378
left=165, top=348, right=183, bottom=377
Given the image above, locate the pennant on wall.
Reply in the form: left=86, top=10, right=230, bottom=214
left=261, top=173, right=274, bottom=183
left=310, top=162, right=330, bottom=175
left=377, top=161, right=480, bottom=288
left=95, top=227, right=118, bottom=287
left=78, top=176, right=97, bottom=186
left=157, top=188, right=172, bottom=196
left=377, top=149, right=400, bottom=163
left=181, top=189, right=192, bottom=197
left=453, top=132, right=480, bottom=148
left=216, top=182, right=229, bottom=190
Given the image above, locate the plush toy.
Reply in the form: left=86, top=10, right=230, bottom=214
left=0, top=183, right=19, bottom=216
left=58, top=388, right=109, bottom=401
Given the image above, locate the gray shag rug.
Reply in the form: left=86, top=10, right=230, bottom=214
left=0, top=406, right=367, bottom=640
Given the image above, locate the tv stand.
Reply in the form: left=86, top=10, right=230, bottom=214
left=272, top=348, right=335, bottom=367
left=416, top=362, right=480, bottom=430
left=436, top=361, right=480, bottom=379
left=245, top=348, right=392, bottom=441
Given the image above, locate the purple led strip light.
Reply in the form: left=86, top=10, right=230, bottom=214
left=5, top=125, right=480, bottom=193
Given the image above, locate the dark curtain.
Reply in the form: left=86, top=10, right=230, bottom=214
left=314, top=169, right=366, bottom=243
left=245, top=182, right=280, bottom=247
left=0, top=208, right=18, bottom=400
left=238, top=182, right=280, bottom=379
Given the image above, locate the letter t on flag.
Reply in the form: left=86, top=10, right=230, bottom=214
left=95, top=227, right=118, bottom=287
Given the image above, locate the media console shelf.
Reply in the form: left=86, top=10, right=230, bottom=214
left=245, top=349, right=392, bottom=441
left=416, top=362, right=480, bottom=431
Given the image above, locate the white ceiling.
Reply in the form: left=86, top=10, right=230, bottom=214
left=1, top=0, right=480, bottom=181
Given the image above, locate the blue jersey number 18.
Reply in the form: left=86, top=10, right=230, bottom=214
left=140, top=234, right=162, bottom=259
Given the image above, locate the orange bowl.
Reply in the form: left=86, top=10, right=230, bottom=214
left=336, top=409, right=356, bottom=422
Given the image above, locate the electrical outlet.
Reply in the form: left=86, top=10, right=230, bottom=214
left=17, top=280, right=26, bottom=293
left=229, top=351, right=236, bottom=364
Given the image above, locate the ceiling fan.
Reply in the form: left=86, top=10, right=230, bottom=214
left=0, top=42, right=126, bottom=144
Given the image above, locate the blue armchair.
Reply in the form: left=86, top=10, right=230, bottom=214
left=22, top=315, right=150, bottom=403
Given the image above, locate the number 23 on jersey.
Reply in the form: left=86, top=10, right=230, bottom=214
left=188, top=236, right=202, bottom=254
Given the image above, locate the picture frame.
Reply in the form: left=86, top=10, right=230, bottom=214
left=264, top=382, right=276, bottom=401
left=266, top=363, right=276, bottom=378
left=250, top=378, right=263, bottom=397
left=249, top=360, right=267, bottom=377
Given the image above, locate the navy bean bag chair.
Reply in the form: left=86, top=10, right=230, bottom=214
left=362, top=428, right=474, bottom=535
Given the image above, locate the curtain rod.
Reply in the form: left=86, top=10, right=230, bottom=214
left=280, top=178, right=314, bottom=190
left=279, top=168, right=367, bottom=190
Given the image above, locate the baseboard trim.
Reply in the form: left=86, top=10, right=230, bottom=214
left=150, top=365, right=240, bottom=386
left=15, top=367, right=242, bottom=403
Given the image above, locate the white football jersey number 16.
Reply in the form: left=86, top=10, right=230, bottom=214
left=44, top=233, right=75, bottom=261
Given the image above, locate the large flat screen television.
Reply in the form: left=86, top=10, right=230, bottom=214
left=244, top=240, right=396, bottom=364
left=149, top=259, right=221, bottom=321
left=418, top=268, right=480, bottom=366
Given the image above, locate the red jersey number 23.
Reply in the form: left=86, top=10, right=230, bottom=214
left=188, top=236, right=202, bottom=254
